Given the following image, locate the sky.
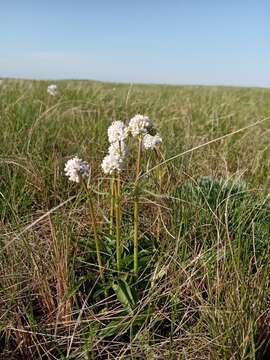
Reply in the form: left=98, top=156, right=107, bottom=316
left=0, top=0, right=269, bottom=87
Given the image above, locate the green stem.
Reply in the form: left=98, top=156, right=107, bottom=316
left=83, top=181, right=104, bottom=281
left=133, top=200, right=139, bottom=276
left=109, top=176, right=115, bottom=236
left=134, top=137, right=142, bottom=276
left=155, top=148, right=163, bottom=241
left=114, top=174, right=121, bottom=272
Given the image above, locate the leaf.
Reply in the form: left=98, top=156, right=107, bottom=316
left=151, top=265, right=167, bottom=287
left=103, top=236, right=116, bottom=255
left=99, top=313, right=129, bottom=337
left=99, top=311, right=152, bottom=338
left=112, top=280, right=135, bottom=313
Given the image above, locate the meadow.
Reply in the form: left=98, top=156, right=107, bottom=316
left=0, top=79, right=270, bottom=359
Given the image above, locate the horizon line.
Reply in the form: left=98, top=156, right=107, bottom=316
left=1, top=76, right=270, bottom=90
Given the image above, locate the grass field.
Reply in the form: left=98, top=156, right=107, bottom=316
left=1, top=79, right=270, bottom=359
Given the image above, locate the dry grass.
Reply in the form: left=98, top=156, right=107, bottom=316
left=0, top=79, right=270, bottom=359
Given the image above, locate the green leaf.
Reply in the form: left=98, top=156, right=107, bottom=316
left=99, top=311, right=152, bottom=338
left=112, top=279, right=135, bottom=313
left=99, top=313, right=129, bottom=337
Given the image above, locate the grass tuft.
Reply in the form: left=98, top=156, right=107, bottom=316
left=1, top=79, right=270, bottom=359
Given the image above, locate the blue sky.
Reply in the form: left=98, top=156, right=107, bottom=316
left=0, top=0, right=269, bottom=87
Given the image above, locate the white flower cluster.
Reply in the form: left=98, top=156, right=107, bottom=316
left=107, top=121, right=128, bottom=143
left=64, top=156, right=90, bottom=183
left=102, top=121, right=128, bottom=174
left=64, top=116, right=163, bottom=182
left=47, top=84, right=58, bottom=96
left=128, top=114, right=152, bottom=137
left=101, top=153, right=125, bottom=174
left=101, top=115, right=162, bottom=175
left=142, top=133, right=162, bottom=150
left=128, top=114, right=162, bottom=150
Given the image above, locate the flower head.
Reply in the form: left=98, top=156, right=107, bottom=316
left=64, top=156, right=90, bottom=183
left=47, top=84, right=58, bottom=96
left=128, top=114, right=152, bottom=137
left=101, top=153, right=125, bottom=175
left=142, top=133, right=162, bottom=150
left=107, top=121, right=128, bottom=144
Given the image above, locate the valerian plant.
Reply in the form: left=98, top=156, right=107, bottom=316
left=64, top=115, right=163, bottom=319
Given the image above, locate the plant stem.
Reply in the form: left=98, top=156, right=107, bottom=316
left=133, top=201, right=139, bottom=276
left=83, top=181, right=104, bottom=281
left=114, top=174, right=121, bottom=271
left=134, top=137, right=142, bottom=276
left=109, top=176, right=115, bottom=236
left=155, top=148, right=163, bottom=241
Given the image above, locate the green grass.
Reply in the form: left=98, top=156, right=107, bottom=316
left=1, top=78, right=270, bottom=359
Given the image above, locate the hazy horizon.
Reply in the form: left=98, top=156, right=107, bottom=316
left=2, top=76, right=270, bottom=90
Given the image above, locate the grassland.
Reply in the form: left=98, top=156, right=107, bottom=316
left=0, top=79, right=270, bottom=359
